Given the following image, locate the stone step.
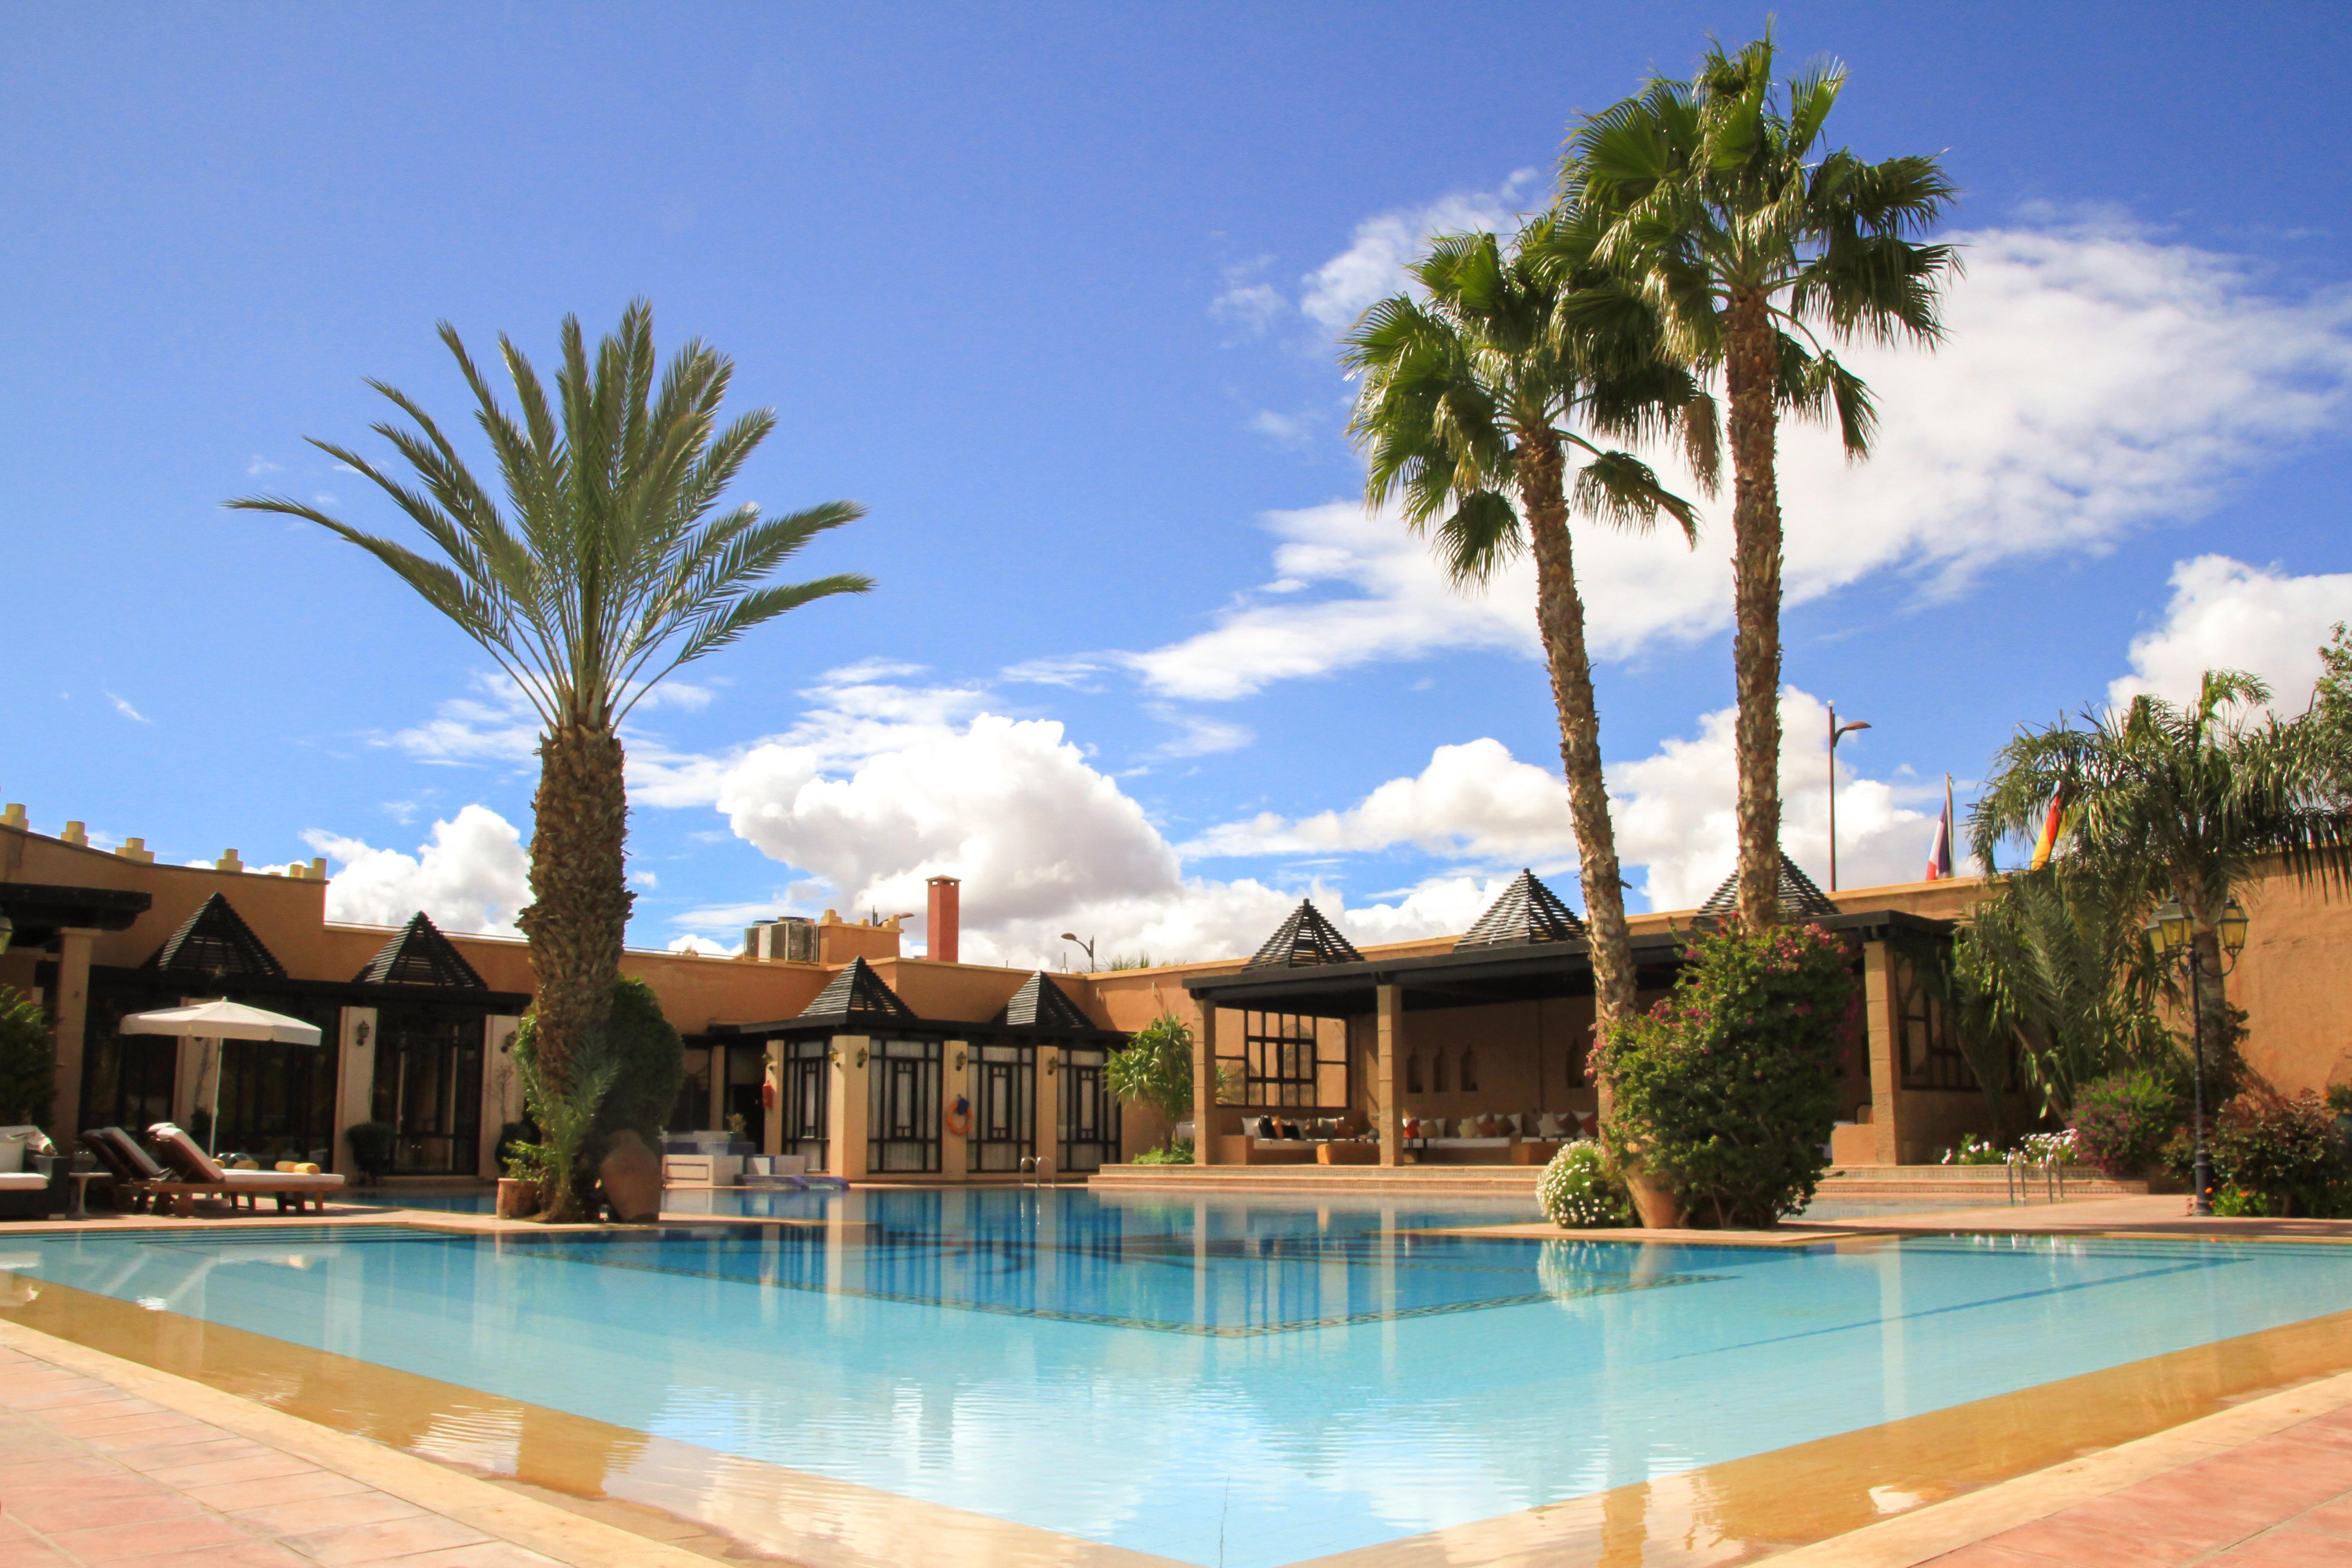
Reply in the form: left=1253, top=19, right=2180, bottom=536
left=1090, top=1163, right=1539, bottom=1194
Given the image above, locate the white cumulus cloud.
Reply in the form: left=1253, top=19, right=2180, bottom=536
left=1183, top=739, right=1577, bottom=866
left=2110, top=555, right=2352, bottom=711
left=1298, top=173, right=1542, bottom=330
left=307, top=804, right=530, bottom=935
left=1139, top=216, right=2352, bottom=701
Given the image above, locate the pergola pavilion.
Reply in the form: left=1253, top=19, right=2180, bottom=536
left=1184, top=867, right=1969, bottom=1168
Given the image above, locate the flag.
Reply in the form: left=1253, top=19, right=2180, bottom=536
left=2029, top=791, right=2064, bottom=871
left=1924, top=780, right=1955, bottom=881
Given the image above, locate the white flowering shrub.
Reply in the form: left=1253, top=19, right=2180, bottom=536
left=1538, top=1139, right=1632, bottom=1228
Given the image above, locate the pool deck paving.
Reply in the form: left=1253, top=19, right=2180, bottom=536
left=1, top=1197, right=2351, bottom=1566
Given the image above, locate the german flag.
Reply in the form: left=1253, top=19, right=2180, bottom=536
left=2028, top=790, right=2065, bottom=872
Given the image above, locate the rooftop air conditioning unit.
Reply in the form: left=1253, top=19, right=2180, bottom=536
left=744, top=916, right=818, bottom=964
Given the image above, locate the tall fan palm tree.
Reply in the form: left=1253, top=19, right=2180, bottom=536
left=1969, top=671, right=2352, bottom=1077
left=233, top=302, right=870, bottom=1211
left=1563, top=31, right=1957, bottom=925
left=1343, top=213, right=1710, bottom=1047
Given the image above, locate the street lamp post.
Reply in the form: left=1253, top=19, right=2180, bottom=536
left=1059, top=932, right=1097, bottom=970
left=1827, top=704, right=1872, bottom=892
left=2144, top=895, right=2249, bottom=1217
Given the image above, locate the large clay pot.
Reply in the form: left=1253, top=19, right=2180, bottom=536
left=597, top=1129, right=663, bottom=1224
left=495, top=1177, right=543, bottom=1219
left=1623, top=1163, right=1686, bottom=1230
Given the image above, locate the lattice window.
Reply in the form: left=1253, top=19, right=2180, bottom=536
left=1895, top=961, right=1975, bottom=1092
left=1216, top=1011, right=1349, bottom=1107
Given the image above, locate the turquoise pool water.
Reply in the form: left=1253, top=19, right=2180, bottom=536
left=10, top=1191, right=2352, bottom=1566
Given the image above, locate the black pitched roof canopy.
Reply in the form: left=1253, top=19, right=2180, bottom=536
left=995, top=970, right=1094, bottom=1031
left=353, top=912, right=486, bottom=989
left=1455, top=869, right=1587, bottom=951
left=1697, top=850, right=1840, bottom=922
left=795, top=957, right=917, bottom=1026
left=1244, top=900, right=1363, bottom=971
left=146, top=893, right=285, bottom=979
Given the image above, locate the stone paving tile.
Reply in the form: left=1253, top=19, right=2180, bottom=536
left=279, top=1513, right=498, bottom=1564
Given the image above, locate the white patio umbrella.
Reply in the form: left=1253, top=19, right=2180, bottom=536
left=118, top=1000, right=324, bottom=1157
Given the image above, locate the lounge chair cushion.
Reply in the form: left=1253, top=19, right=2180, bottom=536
left=0, top=1173, right=45, bottom=1192
left=85, top=1128, right=171, bottom=1182
left=221, top=1170, right=343, bottom=1190
left=148, top=1124, right=228, bottom=1183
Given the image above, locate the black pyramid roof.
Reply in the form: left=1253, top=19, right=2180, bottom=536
left=1243, top=900, right=1363, bottom=971
left=145, top=893, right=285, bottom=979
left=1697, top=850, right=1840, bottom=922
left=1454, top=869, right=1587, bottom=950
left=997, top=971, right=1095, bottom=1031
left=795, top=956, right=917, bottom=1026
left=353, top=911, right=486, bottom=989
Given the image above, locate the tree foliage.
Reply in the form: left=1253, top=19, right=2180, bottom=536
left=0, top=985, right=55, bottom=1128
left=1592, top=921, right=1855, bottom=1227
left=1103, top=1015, right=1195, bottom=1149
left=1561, top=29, right=1955, bottom=926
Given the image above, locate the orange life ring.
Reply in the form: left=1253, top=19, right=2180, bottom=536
left=944, top=1096, right=971, bottom=1137
left=760, top=1079, right=777, bottom=1110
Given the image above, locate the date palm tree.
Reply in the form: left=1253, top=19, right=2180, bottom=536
left=1343, top=211, right=1710, bottom=1046
left=232, top=302, right=870, bottom=1215
left=1563, top=31, right=1957, bottom=924
left=1969, top=671, right=2352, bottom=1080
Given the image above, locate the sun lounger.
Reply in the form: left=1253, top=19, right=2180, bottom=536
left=82, top=1127, right=176, bottom=1212
left=145, top=1124, right=346, bottom=1215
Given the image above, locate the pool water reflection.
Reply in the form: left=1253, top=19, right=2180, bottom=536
left=11, top=1188, right=2352, bottom=1567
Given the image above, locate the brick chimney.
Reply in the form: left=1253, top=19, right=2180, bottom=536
left=926, top=876, right=961, bottom=965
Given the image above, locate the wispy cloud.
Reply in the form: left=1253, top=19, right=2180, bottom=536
left=105, top=692, right=152, bottom=724
left=245, top=455, right=283, bottom=476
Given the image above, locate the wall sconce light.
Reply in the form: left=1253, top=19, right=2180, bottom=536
left=953, top=1048, right=967, bottom=1071
left=1044, top=1056, right=1059, bottom=1077
left=854, top=1045, right=869, bottom=1068
left=353, top=1020, right=372, bottom=1050
left=498, top=1030, right=517, bottom=1055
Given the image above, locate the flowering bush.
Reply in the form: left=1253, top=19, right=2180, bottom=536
left=1537, top=1140, right=1631, bottom=1228
left=1940, top=1134, right=2005, bottom=1166
left=2014, top=1129, right=2078, bottom=1167
left=2205, top=1091, right=2348, bottom=1217
left=2068, top=1069, right=2183, bottom=1177
left=1591, top=920, right=1856, bottom=1228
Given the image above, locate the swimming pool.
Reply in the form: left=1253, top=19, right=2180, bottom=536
left=9, top=1190, right=2351, bottom=1566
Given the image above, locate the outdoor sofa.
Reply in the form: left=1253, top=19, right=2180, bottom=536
left=0, top=1126, right=61, bottom=1219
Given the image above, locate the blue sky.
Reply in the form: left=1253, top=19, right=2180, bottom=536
left=5, top=3, right=2350, bottom=966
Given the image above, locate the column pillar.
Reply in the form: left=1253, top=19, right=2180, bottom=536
left=709, top=1043, right=728, bottom=1135
left=336, top=1008, right=377, bottom=1176
left=1864, top=942, right=1902, bottom=1166
left=1192, top=1005, right=1218, bottom=1165
left=1375, top=984, right=1403, bottom=1168
left=828, top=1035, right=871, bottom=1181
left=1036, top=1045, right=1061, bottom=1178
left=763, top=1041, right=784, bottom=1157
left=46, top=928, right=98, bottom=1142
left=479, top=1015, right=522, bottom=1178
left=941, top=1040, right=970, bottom=1181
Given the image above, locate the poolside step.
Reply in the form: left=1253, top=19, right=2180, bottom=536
left=1090, top=1163, right=1539, bottom=1195
left=1817, top=1166, right=2147, bottom=1199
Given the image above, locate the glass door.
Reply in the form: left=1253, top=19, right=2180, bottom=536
left=372, top=1008, right=484, bottom=1175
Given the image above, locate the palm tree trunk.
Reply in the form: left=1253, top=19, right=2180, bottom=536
left=1516, top=436, right=1636, bottom=1104
left=517, top=720, right=633, bottom=1219
left=1725, top=290, right=1786, bottom=926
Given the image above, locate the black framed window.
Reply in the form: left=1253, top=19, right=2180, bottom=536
left=671, top=1045, right=715, bottom=1133
left=967, top=1043, right=1034, bottom=1172
left=1216, top=1012, right=1348, bottom=1108
left=1058, top=1045, right=1122, bottom=1172
left=371, top=1006, right=485, bottom=1175
left=868, top=1038, right=941, bottom=1173
left=780, top=1038, right=829, bottom=1170
left=1895, top=961, right=1976, bottom=1092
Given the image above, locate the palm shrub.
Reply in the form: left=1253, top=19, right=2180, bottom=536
left=1970, top=671, right=2352, bottom=1088
left=2068, top=1068, right=2184, bottom=1178
left=1104, top=1015, right=1196, bottom=1153
left=510, top=976, right=679, bottom=1205
left=1538, top=1140, right=1632, bottom=1228
left=1345, top=214, right=1708, bottom=1047
left=1592, top=921, right=1855, bottom=1227
left=231, top=302, right=870, bottom=1221
left=0, top=985, right=55, bottom=1127
left=1563, top=32, right=1956, bottom=925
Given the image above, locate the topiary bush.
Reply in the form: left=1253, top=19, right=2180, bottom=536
left=2205, top=1090, right=2348, bottom=1217
left=512, top=975, right=685, bottom=1152
left=2068, top=1068, right=2183, bottom=1177
left=1537, top=1140, right=1631, bottom=1228
left=1591, top=920, right=1856, bottom=1229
